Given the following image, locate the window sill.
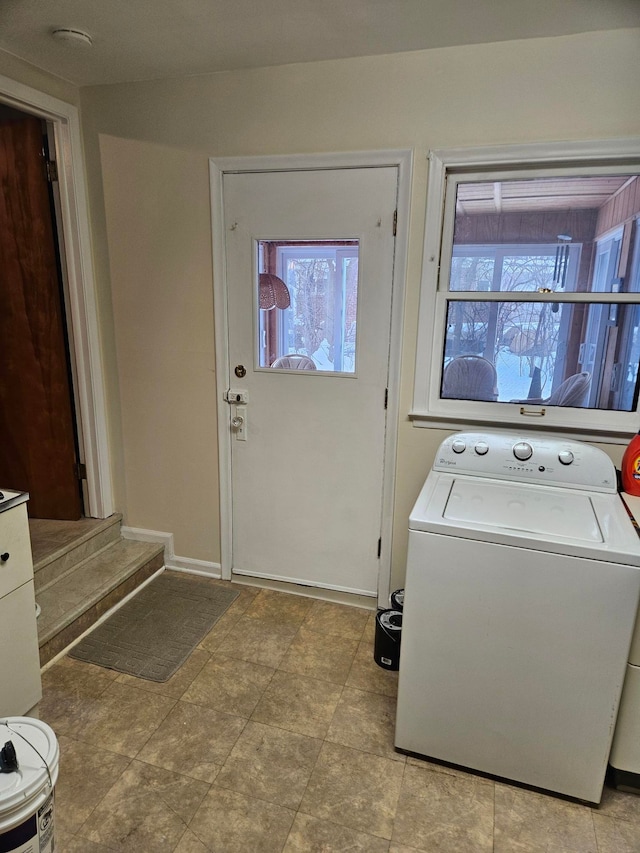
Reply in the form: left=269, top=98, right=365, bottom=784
left=408, top=410, right=632, bottom=445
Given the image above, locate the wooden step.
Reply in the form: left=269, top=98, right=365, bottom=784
left=36, top=536, right=164, bottom=666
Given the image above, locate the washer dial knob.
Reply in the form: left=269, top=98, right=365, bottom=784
left=451, top=439, right=466, bottom=454
left=475, top=441, right=489, bottom=455
left=513, top=441, right=533, bottom=461
left=558, top=449, right=574, bottom=466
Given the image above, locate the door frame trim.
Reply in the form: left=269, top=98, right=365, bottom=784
left=0, top=74, right=113, bottom=518
left=209, top=150, right=412, bottom=605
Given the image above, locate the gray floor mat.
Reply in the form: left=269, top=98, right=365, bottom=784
left=69, top=572, right=238, bottom=681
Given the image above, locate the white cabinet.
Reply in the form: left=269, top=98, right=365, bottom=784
left=0, top=492, right=42, bottom=716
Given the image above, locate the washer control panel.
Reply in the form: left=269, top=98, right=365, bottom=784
left=434, top=431, right=617, bottom=491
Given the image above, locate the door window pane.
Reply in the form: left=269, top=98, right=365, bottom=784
left=257, top=241, right=359, bottom=373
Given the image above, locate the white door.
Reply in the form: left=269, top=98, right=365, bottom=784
left=223, top=166, right=398, bottom=596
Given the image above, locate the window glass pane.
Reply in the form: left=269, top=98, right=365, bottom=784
left=617, top=225, right=640, bottom=410
left=617, top=305, right=640, bottom=411
left=450, top=245, right=581, bottom=293
left=449, top=175, right=637, bottom=294
left=257, top=241, right=358, bottom=373
left=441, top=300, right=640, bottom=411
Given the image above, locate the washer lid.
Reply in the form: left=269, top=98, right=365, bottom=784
left=409, top=471, right=640, bottom=564
left=444, top=479, right=602, bottom=543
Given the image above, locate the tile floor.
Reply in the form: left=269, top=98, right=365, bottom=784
left=35, top=575, right=640, bottom=852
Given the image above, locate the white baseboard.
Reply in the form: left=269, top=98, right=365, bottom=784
left=121, top=526, right=221, bottom=577
left=166, top=557, right=222, bottom=577
left=121, top=525, right=174, bottom=555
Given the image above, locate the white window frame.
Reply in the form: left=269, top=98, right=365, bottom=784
left=412, top=138, right=640, bottom=439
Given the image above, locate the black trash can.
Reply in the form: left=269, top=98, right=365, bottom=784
left=374, top=608, right=402, bottom=670
left=390, top=588, right=404, bottom=611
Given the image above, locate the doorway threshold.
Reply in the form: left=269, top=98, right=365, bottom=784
left=231, top=573, right=377, bottom=611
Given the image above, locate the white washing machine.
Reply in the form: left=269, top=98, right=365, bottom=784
left=395, top=431, right=640, bottom=804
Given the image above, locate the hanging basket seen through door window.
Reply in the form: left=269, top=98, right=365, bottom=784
left=259, top=273, right=291, bottom=309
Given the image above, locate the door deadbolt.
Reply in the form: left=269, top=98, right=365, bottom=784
left=235, top=364, right=246, bottom=378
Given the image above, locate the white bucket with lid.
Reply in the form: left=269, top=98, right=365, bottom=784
left=0, top=717, right=59, bottom=853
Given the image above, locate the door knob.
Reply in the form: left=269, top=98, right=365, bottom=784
left=231, top=415, right=244, bottom=430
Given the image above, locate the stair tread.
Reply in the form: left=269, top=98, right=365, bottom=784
left=31, top=513, right=123, bottom=573
left=36, top=530, right=135, bottom=594
left=37, top=538, right=163, bottom=645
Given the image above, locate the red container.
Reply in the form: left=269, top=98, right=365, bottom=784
left=621, top=432, right=640, bottom=496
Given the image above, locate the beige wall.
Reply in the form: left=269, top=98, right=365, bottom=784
left=99, top=136, right=219, bottom=560
left=77, top=28, right=639, bottom=582
left=0, top=49, right=79, bottom=105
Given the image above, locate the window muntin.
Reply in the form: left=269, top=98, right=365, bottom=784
left=413, top=146, right=640, bottom=435
left=257, top=240, right=359, bottom=374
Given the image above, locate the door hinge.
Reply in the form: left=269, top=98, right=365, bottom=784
left=46, top=159, right=58, bottom=183
left=384, top=388, right=388, bottom=409
left=76, top=462, right=87, bottom=481
left=392, top=209, right=397, bottom=236
left=377, top=537, right=382, bottom=558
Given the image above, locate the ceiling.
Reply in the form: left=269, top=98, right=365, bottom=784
left=0, top=0, right=638, bottom=88
left=456, top=176, right=635, bottom=215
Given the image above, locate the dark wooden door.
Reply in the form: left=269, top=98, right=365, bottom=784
left=0, top=109, right=82, bottom=519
